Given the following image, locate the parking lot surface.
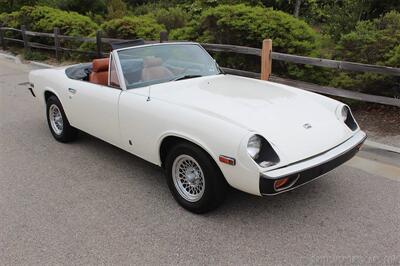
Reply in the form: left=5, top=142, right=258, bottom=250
left=1, top=56, right=399, bottom=265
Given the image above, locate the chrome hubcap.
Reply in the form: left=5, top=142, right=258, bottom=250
left=49, top=104, right=63, bottom=135
left=172, top=155, right=205, bottom=202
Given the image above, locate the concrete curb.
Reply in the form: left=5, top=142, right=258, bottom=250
left=0, top=51, right=18, bottom=61
left=364, top=140, right=400, bottom=154
left=29, top=60, right=53, bottom=68
left=0, top=51, right=53, bottom=68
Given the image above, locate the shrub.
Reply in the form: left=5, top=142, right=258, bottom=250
left=101, top=16, right=166, bottom=40
left=172, top=4, right=322, bottom=79
left=58, top=0, right=107, bottom=15
left=152, top=7, right=189, bottom=31
left=332, top=11, right=400, bottom=96
left=337, top=11, right=400, bottom=66
left=106, top=0, right=128, bottom=20
left=0, top=11, right=20, bottom=29
left=24, top=50, right=48, bottom=61
left=0, top=6, right=98, bottom=36
left=169, top=25, right=198, bottom=41
left=196, top=4, right=319, bottom=55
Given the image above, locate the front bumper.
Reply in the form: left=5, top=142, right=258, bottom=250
left=259, top=130, right=367, bottom=195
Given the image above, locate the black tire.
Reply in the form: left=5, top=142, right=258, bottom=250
left=46, top=95, right=77, bottom=142
left=165, top=142, right=228, bottom=213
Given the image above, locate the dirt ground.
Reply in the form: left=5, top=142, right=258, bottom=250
left=352, top=104, right=400, bottom=146
left=352, top=104, right=399, bottom=135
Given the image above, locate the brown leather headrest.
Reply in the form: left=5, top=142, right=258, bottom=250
left=92, top=58, right=109, bottom=72
left=143, top=57, right=162, bottom=68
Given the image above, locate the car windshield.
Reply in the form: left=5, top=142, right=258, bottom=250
left=117, top=43, right=222, bottom=89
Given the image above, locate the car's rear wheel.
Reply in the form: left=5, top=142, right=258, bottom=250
left=165, top=142, right=228, bottom=213
left=46, top=95, right=77, bottom=142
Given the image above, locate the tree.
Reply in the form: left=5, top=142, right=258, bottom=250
left=58, top=0, right=107, bottom=15
left=101, top=15, right=166, bottom=39
left=331, top=11, right=400, bottom=96
left=107, top=0, right=127, bottom=19
left=0, top=0, right=38, bottom=13
left=293, top=0, right=302, bottom=17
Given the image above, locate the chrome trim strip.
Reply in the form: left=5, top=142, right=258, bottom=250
left=111, top=50, right=127, bottom=91
left=114, top=42, right=199, bottom=52
left=262, top=131, right=367, bottom=179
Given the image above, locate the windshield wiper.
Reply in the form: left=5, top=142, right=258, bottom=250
left=173, top=75, right=203, bottom=81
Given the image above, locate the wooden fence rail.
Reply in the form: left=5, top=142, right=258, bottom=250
left=0, top=26, right=399, bottom=107
left=197, top=43, right=400, bottom=77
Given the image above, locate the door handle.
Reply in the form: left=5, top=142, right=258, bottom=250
left=68, top=88, right=77, bottom=94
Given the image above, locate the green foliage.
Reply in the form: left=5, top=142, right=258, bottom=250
left=24, top=50, right=48, bottom=61
left=152, top=7, right=189, bottom=31
left=0, top=6, right=98, bottom=36
left=292, top=0, right=400, bottom=40
left=0, top=10, right=20, bottom=29
left=106, top=0, right=128, bottom=20
left=172, top=3, right=323, bottom=80
left=58, top=0, right=106, bottom=15
left=337, top=11, right=400, bottom=66
left=331, top=11, right=400, bottom=96
left=196, top=4, right=319, bottom=54
left=101, top=15, right=166, bottom=40
left=169, top=25, right=198, bottom=41
left=0, top=0, right=37, bottom=13
left=319, top=0, right=371, bottom=40
left=386, top=45, right=400, bottom=66
left=1, top=0, right=399, bottom=98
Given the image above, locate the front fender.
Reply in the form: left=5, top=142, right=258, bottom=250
left=156, top=128, right=261, bottom=196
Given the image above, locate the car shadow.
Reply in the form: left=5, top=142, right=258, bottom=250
left=71, top=130, right=339, bottom=219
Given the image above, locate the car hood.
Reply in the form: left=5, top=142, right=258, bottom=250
left=149, top=75, right=355, bottom=164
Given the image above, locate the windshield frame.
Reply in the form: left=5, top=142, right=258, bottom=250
left=114, top=42, right=221, bottom=90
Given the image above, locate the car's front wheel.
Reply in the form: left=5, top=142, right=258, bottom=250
left=165, top=142, right=228, bottom=213
left=46, top=95, right=77, bottom=142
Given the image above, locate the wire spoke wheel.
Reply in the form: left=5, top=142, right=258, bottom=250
left=172, top=154, right=205, bottom=202
left=49, top=104, right=63, bottom=135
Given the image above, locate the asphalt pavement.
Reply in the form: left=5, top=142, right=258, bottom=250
left=1, top=55, right=399, bottom=265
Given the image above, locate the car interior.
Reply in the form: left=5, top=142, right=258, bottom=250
left=65, top=56, right=185, bottom=87
left=65, top=48, right=211, bottom=90
left=89, top=58, right=109, bottom=85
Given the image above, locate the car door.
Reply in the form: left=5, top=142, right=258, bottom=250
left=118, top=86, right=153, bottom=160
left=65, top=55, right=122, bottom=146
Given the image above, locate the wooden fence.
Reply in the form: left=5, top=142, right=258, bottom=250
left=1, top=25, right=399, bottom=107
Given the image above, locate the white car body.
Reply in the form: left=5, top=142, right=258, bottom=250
left=29, top=43, right=366, bottom=197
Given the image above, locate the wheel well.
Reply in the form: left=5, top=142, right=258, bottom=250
left=44, top=91, right=56, bottom=103
left=159, top=136, right=229, bottom=188
left=159, top=136, right=216, bottom=170
left=160, top=136, right=185, bottom=168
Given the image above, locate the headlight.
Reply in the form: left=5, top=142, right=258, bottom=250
left=336, top=105, right=350, bottom=121
left=340, top=106, right=349, bottom=121
left=247, top=135, right=262, bottom=159
left=336, top=105, right=358, bottom=131
left=247, top=135, right=280, bottom=168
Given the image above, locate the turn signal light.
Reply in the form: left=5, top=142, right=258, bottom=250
left=274, top=177, right=289, bottom=190
left=219, top=155, right=236, bottom=166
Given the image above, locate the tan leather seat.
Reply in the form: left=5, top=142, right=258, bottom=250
left=89, top=58, right=109, bottom=86
left=141, top=57, right=173, bottom=82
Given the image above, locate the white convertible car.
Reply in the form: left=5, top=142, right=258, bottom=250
left=29, top=41, right=366, bottom=213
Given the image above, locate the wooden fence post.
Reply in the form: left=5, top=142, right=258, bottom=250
left=160, top=31, right=168, bottom=43
left=261, top=39, right=272, bottom=80
left=54, top=27, right=61, bottom=62
left=96, top=30, right=103, bottom=58
left=21, top=25, right=30, bottom=53
left=0, top=26, right=5, bottom=50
